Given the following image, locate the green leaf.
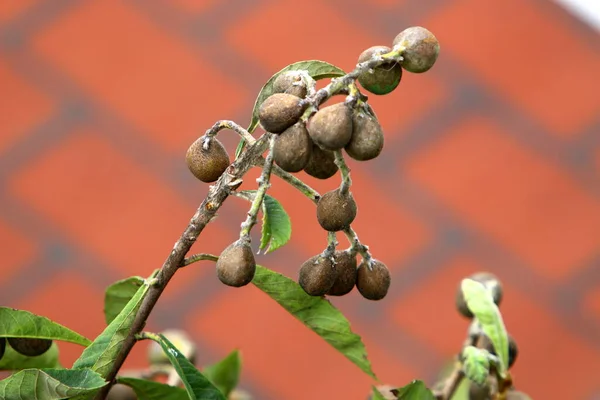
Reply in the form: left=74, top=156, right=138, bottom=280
left=73, top=281, right=150, bottom=377
left=0, top=307, right=91, bottom=346
left=251, top=265, right=376, bottom=379
left=391, top=380, right=435, bottom=400
left=0, top=341, right=60, bottom=371
left=371, top=386, right=388, bottom=400
left=461, top=278, right=509, bottom=377
left=461, top=346, right=490, bottom=386
left=202, top=349, right=242, bottom=397
left=104, top=276, right=145, bottom=325
left=147, top=333, right=225, bottom=400
left=235, top=60, right=346, bottom=158
left=0, top=368, right=107, bottom=400
left=118, top=377, right=189, bottom=400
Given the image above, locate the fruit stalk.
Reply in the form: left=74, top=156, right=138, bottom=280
left=204, top=120, right=256, bottom=147
left=239, top=133, right=277, bottom=238
left=182, top=253, right=219, bottom=267
left=333, top=150, right=352, bottom=195
left=95, top=133, right=270, bottom=399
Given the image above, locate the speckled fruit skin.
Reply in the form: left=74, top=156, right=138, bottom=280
left=316, top=189, right=357, bottom=232
left=186, top=136, right=230, bottom=183
left=299, top=254, right=336, bottom=296
left=273, top=122, right=312, bottom=172
left=216, top=240, right=256, bottom=287
left=356, top=260, right=391, bottom=301
left=345, top=110, right=384, bottom=161
left=273, top=71, right=308, bottom=98
left=455, top=272, right=503, bottom=319
left=303, top=143, right=338, bottom=179
left=307, top=102, right=353, bottom=151
left=7, top=337, right=53, bottom=357
left=393, top=26, right=440, bottom=73
left=357, top=45, right=402, bottom=95
left=258, top=93, right=307, bottom=134
left=327, top=250, right=358, bottom=296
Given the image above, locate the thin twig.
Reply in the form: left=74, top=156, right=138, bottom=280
left=203, top=120, right=256, bottom=148
left=334, top=150, right=352, bottom=196
left=182, top=253, right=219, bottom=267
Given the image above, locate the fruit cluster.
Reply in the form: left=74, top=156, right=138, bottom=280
left=0, top=336, right=53, bottom=360
left=454, top=272, right=530, bottom=400
left=184, top=27, right=440, bottom=301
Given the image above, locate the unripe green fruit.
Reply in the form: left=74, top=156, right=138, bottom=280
left=480, top=334, right=518, bottom=369
left=327, top=250, right=358, bottom=296
left=357, top=45, right=402, bottom=95
left=107, top=383, right=138, bottom=400
left=299, top=254, right=336, bottom=296
left=147, top=329, right=196, bottom=366
left=216, top=240, right=256, bottom=287
left=356, top=260, right=391, bottom=301
left=186, top=136, right=230, bottom=183
left=273, top=122, right=312, bottom=172
left=258, top=93, right=307, bottom=134
left=307, top=102, right=353, bottom=151
left=303, top=143, right=338, bottom=179
left=393, top=26, right=440, bottom=73
left=7, top=337, right=53, bottom=357
left=0, top=338, right=5, bottom=360
left=468, top=382, right=491, bottom=400
left=316, top=189, right=357, bottom=232
left=273, top=71, right=308, bottom=99
left=345, top=110, right=384, bottom=161
left=456, top=272, right=503, bottom=319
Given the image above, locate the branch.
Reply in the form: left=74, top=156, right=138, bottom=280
left=95, top=133, right=270, bottom=400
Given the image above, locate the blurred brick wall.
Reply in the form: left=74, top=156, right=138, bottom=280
left=1, top=1, right=599, bottom=399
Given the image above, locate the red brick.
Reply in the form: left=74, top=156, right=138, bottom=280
left=187, top=284, right=391, bottom=399
left=0, top=60, right=54, bottom=154
left=226, top=2, right=385, bottom=74
left=0, top=219, right=37, bottom=286
left=426, top=0, right=600, bottom=137
left=8, top=131, right=231, bottom=297
left=391, top=256, right=489, bottom=357
left=501, top=285, right=600, bottom=399
left=406, top=117, right=600, bottom=280
left=0, top=0, right=37, bottom=23
left=32, top=0, right=244, bottom=153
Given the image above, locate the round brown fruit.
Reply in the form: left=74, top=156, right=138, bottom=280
left=216, top=239, right=257, bottom=287
left=303, top=143, right=338, bottom=179
left=107, top=383, right=138, bottom=400
left=356, top=259, right=391, bottom=301
left=345, top=109, right=384, bottom=161
left=273, top=122, right=312, bottom=172
left=298, top=254, right=336, bottom=296
left=147, top=329, right=196, bottom=366
left=272, top=71, right=308, bottom=99
left=258, top=93, right=307, bottom=134
left=327, top=250, right=358, bottom=296
left=307, top=102, right=353, bottom=151
left=456, top=272, right=503, bottom=319
left=186, top=136, right=230, bottom=183
left=316, top=189, right=357, bottom=232
left=357, top=45, right=402, bottom=95
left=7, top=337, right=53, bottom=357
left=468, top=382, right=491, bottom=400
left=479, top=334, right=518, bottom=369
left=392, top=26, right=440, bottom=73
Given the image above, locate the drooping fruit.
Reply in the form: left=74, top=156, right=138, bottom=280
left=316, top=189, right=357, bottom=232
left=299, top=254, right=336, bottom=296
left=147, top=329, right=196, bottom=366
left=456, top=272, right=503, bottom=319
left=307, top=102, right=353, bottom=151
left=107, top=383, right=138, bottom=400
left=273, top=122, right=312, bottom=172
left=357, top=45, right=402, bottom=95
left=303, top=143, right=338, bottom=179
left=393, top=26, right=440, bottom=73
left=216, top=239, right=256, bottom=287
left=186, top=136, right=230, bottom=183
left=468, top=382, right=491, bottom=400
left=273, top=71, right=308, bottom=99
left=356, top=259, right=391, bottom=301
left=7, top=337, right=53, bottom=357
left=479, top=333, right=518, bottom=369
left=0, top=338, right=5, bottom=360
left=327, top=250, right=358, bottom=296
left=258, top=93, right=307, bottom=134
left=345, top=109, right=384, bottom=161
